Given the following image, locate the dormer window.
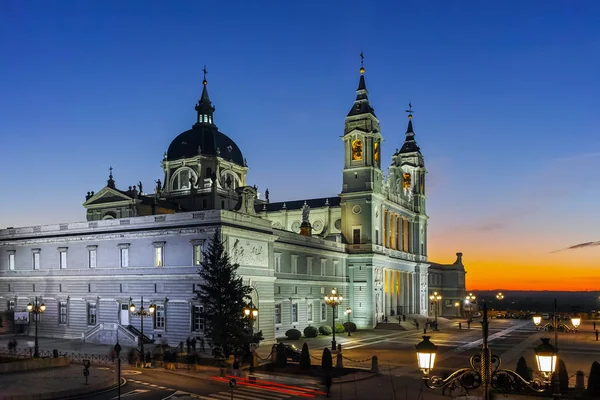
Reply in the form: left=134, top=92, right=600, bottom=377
left=171, top=168, right=198, bottom=191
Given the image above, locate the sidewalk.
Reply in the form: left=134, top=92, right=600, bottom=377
left=0, top=364, right=117, bottom=400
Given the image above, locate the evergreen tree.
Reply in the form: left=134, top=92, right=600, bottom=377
left=557, top=359, right=569, bottom=392
left=588, top=361, right=600, bottom=395
left=516, top=356, right=532, bottom=381
left=300, top=343, right=311, bottom=369
left=195, top=229, right=252, bottom=358
left=322, top=347, right=332, bottom=370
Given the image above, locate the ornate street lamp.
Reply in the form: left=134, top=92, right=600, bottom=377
left=534, top=338, right=557, bottom=382
left=345, top=308, right=352, bottom=337
left=324, top=288, right=343, bottom=351
left=27, top=297, right=46, bottom=358
left=243, top=303, right=259, bottom=332
left=496, top=292, right=504, bottom=301
left=465, top=293, right=477, bottom=319
left=571, top=316, right=581, bottom=331
left=429, top=292, right=442, bottom=330
left=129, top=296, right=155, bottom=367
left=416, top=303, right=549, bottom=399
left=454, top=302, right=460, bottom=317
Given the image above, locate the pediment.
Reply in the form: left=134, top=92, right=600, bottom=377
left=83, top=187, right=134, bottom=207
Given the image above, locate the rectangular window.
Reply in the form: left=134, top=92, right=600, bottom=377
left=375, top=229, right=379, bottom=245
left=154, top=304, right=165, bottom=329
left=59, top=301, right=68, bottom=324
left=8, top=252, right=15, bottom=271
left=307, top=257, right=313, bottom=275
left=119, top=247, right=129, bottom=268
left=320, top=287, right=325, bottom=294
left=307, top=302, right=313, bottom=322
left=59, top=248, right=67, bottom=269
left=274, top=253, right=281, bottom=273
left=291, top=303, right=298, bottom=323
left=153, top=242, right=165, bottom=267
left=291, top=255, right=298, bottom=274
left=8, top=300, right=15, bottom=311
left=192, top=305, right=204, bottom=332
left=321, top=302, right=327, bottom=321
left=320, top=259, right=326, bottom=276
left=88, top=247, right=97, bottom=269
left=353, top=228, right=361, bottom=244
left=87, top=303, right=97, bottom=325
left=275, top=303, right=282, bottom=324
left=33, top=249, right=40, bottom=269
left=192, top=242, right=203, bottom=266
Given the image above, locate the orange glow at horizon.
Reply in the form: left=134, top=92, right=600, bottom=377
left=429, top=237, right=600, bottom=292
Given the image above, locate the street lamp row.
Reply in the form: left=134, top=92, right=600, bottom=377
left=416, top=303, right=558, bottom=399
left=129, top=296, right=156, bottom=367
left=27, top=297, right=46, bottom=358
left=324, top=288, right=343, bottom=351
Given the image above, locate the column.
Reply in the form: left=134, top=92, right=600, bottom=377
left=396, top=216, right=401, bottom=250
left=385, top=269, right=391, bottom=318
left=383, top=210, right=387, bottom=248
left=391, top=271, right=398, bottom=316
left=412, top=272, right=418, bottom=315
left=390, top=214, right=396, bottom=250
left=402, top=272, right=409, bottom=314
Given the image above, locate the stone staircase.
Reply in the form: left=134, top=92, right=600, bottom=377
left=374, top=322, right=407, bottom=331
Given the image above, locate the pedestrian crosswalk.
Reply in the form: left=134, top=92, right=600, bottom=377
left=168, top=385, right=297, bottom=400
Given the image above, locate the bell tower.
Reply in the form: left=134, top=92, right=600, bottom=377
left=340, top=54, right=384, bottom=246
left=341, top=54, right=383, bottom=195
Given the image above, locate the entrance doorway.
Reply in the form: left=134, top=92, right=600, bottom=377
left=120, top=303, right=130, bottom=326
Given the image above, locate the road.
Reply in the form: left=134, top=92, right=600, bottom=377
left=80, top=367, right=324, bottom=400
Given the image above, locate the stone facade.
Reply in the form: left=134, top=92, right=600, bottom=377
left=0, top=64, right=465, bottom=346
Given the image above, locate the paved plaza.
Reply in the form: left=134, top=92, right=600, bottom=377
left=0, top=315, right=599, bottom=399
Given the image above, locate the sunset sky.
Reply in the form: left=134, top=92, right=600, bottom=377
left=1, top=1, right=599, bottom=291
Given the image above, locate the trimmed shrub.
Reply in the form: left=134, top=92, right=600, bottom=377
left=285, top=329, right=302, bottom=340
left=275, top=342, right=287, bottom=368
left=343, top=322, right=357, bottom=332
left=300, top=343, right=311, bottom=369
left=515, top=356, right=532, bottom=382
left=588, top=361, right=600, bottom=394
left=557, top=359, right=568, bottom=392
left=321, top=347, right=332, bottom=370
left=334, top=323, right=345, bottom=333
left=319, top=325, right=333, bottom=335
left=304, top=326, right=319, bottom=338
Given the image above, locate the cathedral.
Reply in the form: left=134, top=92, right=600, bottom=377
left=0, top=61, right=466, bottom=346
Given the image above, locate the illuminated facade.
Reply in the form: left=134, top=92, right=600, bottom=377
left=0, top=64, right=465, bottom=346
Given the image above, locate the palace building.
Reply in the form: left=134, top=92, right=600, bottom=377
left=0, top=62, right=466, bottom=346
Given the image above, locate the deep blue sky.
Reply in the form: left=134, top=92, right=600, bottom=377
left=1, top=1, right=599, bottom=289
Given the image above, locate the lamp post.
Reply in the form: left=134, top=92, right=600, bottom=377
left=465, top=292, right=476, bottom=319
left=324, top=288, right=343, bottom=351
left=345, top=308, right=352, bottom=337
left=416, top=302, right=552, bottom=399
left=114, top=341, right=122, bottom=400
left=243, top=303, right=259, bottom=332
left=429, top=292, right=442, bottom=330
left=27, top=297, right=46, bottom=358
left=129, top=296, right=155, bottom=367
left=454, top=302, right=460, bottom=317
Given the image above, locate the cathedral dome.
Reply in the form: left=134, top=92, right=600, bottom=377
left=166, top=124, right=244, bottom=166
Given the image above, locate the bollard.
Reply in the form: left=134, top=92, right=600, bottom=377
left=53, top=349, right=59, bottom=358
left=575, top=370, right=584, bottom=391
left=336, top=353, right=343, bottom=369
left=370, top=355, right=379, bottom=374
left=337, top=343, right=342, bottom=353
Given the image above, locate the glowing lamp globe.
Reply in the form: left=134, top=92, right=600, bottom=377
left=571, top=316, right=581, bottom=329
left=27, top=303, right=33, bottom=312
left=534, top=338, right=557, bottom=380
left=129, top=304, right=136, bottom=313
left=148, top=304, right=156, bottom=314
left=533, top=315, right=542, bottom=326
left=40, top=303, right=46, bottom=312
left=415, top=336, right=438, bottom=376
left=252, top=308, right=258, bottom=318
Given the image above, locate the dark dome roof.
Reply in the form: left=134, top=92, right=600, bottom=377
left=167, top=123, right=244, bottom=166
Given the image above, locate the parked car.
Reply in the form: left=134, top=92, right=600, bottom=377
left=272, top=343, right=302, bottom=362
left=472, top=312, right=482, bottom=318
left=542, top=313, right=550, bottom=320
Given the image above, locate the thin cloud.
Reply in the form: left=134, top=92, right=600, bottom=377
left=554, top=152, right=600, bottom=163
left=551, top=241, right=600, bottom=253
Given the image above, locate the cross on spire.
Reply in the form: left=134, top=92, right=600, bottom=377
left=109, top=166, right=113, bottom=178
left=202, top=65, right=208, bottom=85
left=360, top=51, right=364, bottom=67
left=405, top=102, right=414, bottom=119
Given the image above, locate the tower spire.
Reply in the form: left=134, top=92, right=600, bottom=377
left=107, top=166, right=115, bottom=189
left=195, top=65, right=215, bottom=126
left=399, top=103, right=420, bottom=154
left=347, top=52, right=375, bottom=117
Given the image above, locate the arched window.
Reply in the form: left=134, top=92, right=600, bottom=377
left=171, top=168, right=198, bottom=191
left=220, top=171, right=239, bottom=190
left=352, top=139, right=363, bottom=161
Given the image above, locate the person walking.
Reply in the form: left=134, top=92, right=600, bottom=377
left=200, top=337, right=205, bottom=352
left=191, top=337, right=197, bottom=352
left=186, top=337, right=191, bottom=354
left=324, top=373, right=332, bottom=397
left=145, top=351, right=152, bottom=368
left=594, top=321, right=597, bottom=330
